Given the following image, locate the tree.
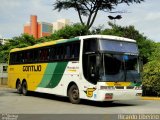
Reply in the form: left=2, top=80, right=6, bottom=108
left=141, top=43, right=160, bottom=96
left=149, top=43, right=160, bottom=61
left=48, top=23, right=89, bottom=40
left=0, top=34, right=35, bottom=63
left=143, top=60, right=160, bottom=96
left=53, top=0, right=144, bottom=29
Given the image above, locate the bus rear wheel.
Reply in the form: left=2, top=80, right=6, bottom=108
left=16, top=81, right=22, bottom=94
left=68, top=84, right=80, bottom=104
left=22, top=81, right=28, bottom=96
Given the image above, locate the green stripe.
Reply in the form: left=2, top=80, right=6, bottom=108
left=38, top=63, right=57, bottom=87
left=131, top=82, right=142, bottom=86
left=38, top=62, right=68, bottom=88
left=46, top=62, right=68, bottom=88
left=56, top=37, right=79, bottom=44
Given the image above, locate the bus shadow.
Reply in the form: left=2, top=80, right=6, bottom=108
left=24, top=91, right=145, bottom=107
left=80, top=100, right=136, bottom=107
left=28, top=91, right=70, bottom=103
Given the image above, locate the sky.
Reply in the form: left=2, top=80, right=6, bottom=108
left=0, top=0, right=160, bottom=42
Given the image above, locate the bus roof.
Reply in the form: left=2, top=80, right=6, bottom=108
left=10, top=35, right=136, bottom=53
left=79, top=35, right=136, bottom=42
left=10, top=37, right=79, bottom=53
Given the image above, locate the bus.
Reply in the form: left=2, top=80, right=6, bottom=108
left=8, top=35, right=142, bottom=104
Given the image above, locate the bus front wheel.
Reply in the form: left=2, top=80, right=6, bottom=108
left=68, top=85, right=80, bottom=104
left=22, top=81, right=28, bottom=96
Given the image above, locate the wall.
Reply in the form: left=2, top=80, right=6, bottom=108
left=0, top=63, right=8, bottom=85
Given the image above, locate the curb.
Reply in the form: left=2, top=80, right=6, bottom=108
left=141, top=97, right=160, bottom=100
left=0, top=85, right=8, bottom=88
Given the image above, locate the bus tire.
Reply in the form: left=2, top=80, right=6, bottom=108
left=16, top=80, right=22, bottom=94
left=22, top=81, right=28, bottom=96
left=68, top=84, right=80, bottom=104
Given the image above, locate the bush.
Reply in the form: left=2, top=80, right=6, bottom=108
left=143, top=60, right=160, bottom=96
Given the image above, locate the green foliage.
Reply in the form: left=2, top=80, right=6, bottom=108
left=149, top=43, right=160, bottom=61
left=48, top=23, right=89, bottom=40
left=0, top=34, right=35, bottom=63
left=142, top=42, right=160, bottom=96
left=101, top=22, right=155, bottom=64
left=143, top=60, right=160, bottom=96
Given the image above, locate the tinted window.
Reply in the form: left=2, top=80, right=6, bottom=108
left=9, top=41, right=80, bottom=65
left=99, top=39, right=138, bottom=54
left=83, top=39, right=98, bottom=53
left=39, top=48, right=49, bottom=62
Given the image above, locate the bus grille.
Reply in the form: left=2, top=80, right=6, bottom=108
left=127, top=86, right=134, bottom=89
left=115, top=86, right=124, bottom=89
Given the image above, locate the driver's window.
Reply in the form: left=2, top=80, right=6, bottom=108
left=83, top=39, right=99, bottom=84
left=83, top=55, right=98, bottom=84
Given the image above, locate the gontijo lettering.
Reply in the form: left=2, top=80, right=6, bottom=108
left=23, top=65, right=41, bottom=72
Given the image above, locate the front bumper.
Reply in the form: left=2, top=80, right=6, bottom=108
left=96, top=89, right=142, bottom=101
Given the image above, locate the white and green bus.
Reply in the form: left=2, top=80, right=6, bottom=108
left=8, top=35, right=142, bottom=104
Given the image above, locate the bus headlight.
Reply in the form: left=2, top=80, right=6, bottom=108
left=100, top=86, right=115, bottom=90
left=136, top=93, right=142, bottom=96
left=135, top=86, right=142, bottom=90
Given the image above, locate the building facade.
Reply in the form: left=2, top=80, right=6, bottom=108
left=52, top=19, right=70, bottom=32
left=24, top=15, right=70, bottom=39
left=0, top=35, right=8, bottom=45
left=24, top=15, right=53, bottom=39
left=0, top=63, right=8, bottom=85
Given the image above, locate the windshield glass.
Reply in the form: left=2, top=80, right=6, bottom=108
left=99, top=53, right=140, bottom=82
left=99, top=39, right=139, bottom=54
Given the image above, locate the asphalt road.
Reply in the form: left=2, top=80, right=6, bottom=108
left=0, top=87, right=160, bottom=115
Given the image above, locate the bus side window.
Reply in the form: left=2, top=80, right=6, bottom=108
left=10, top=53, right=14, bottom=64
left=39, top=49, right=49, bottom=62
left=64, top=45, right=71, bottom=59
left=39, top=49, right=44, bottom=62
left=44, top=49, right=49, bottom=61
left=30, top=51, right=34, bottom=63
left=50, top=46, right=56, bottom=61
left=24, top=52, right=28, bottom=63
left=55, top=46, right=60, bottom=60
left=71, top=42, right=80, bottom=60
left=60, top=46, right=64, bottom=60
left=9, top=53, right=15, bottom=64
left=83, top=39, right=98, bottom=53
left=34, top=49, right=39, bottom=62
left=26, top=51, right=30, bottom=63
left=16, top=52, right=21, bottom=64
left=56, top=45, right=64, bottom=60
left=20, top=52, right=25, bottom=63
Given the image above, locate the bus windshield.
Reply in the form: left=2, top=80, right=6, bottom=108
left=99, top=53, right=140, bottom=82
left=82, top=38, right=141, bottom=84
